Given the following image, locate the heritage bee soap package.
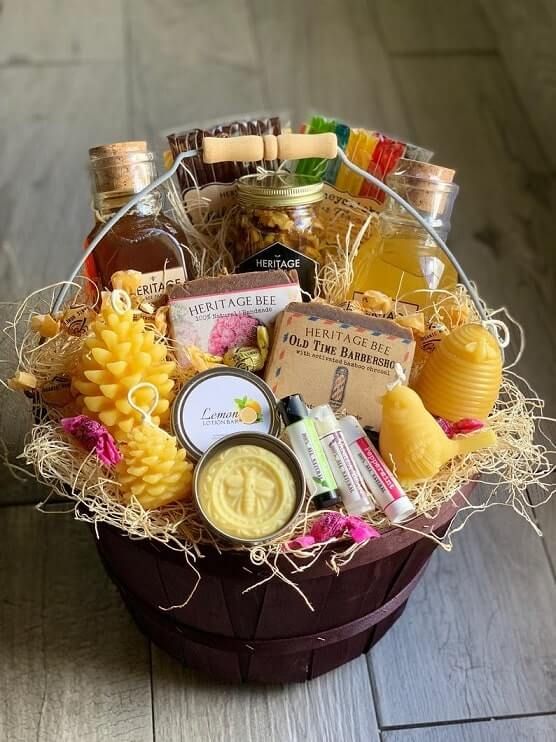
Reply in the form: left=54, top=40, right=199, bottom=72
left=169, top=270, right=301, bottom=366
left=264, top=302, right=415, bottom=430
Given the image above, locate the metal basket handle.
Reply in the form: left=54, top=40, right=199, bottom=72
left=52, top=137, right=486, bottom=322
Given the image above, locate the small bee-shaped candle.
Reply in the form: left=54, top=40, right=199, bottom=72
left=415, top=323, right=503, bottom=422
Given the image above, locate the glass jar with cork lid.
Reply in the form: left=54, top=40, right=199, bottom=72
left=235, top=172, right=325, bottom=296
left=85, top=141, right=195, bottom=304
left=350, top=159, right=459, bottom=312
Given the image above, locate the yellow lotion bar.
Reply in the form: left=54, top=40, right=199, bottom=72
left=196, top=444, right=297, bottom=540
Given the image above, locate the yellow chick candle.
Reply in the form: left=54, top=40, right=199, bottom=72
left=379, top=383, right=497, bottom=486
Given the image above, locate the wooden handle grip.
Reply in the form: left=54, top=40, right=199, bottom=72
left=277, top=132, right=337, bottom=161
left=203, top=135, right=264, bottom=164
left=202, top=133, right=338, bottom=163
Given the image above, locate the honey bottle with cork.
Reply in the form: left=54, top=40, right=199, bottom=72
left=85, top=141, right=194, bottom=304
left=351, top=159, right=459, bottom=313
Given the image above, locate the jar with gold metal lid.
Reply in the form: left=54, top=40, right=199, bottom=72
left=235, top=173, right=325, bottom=296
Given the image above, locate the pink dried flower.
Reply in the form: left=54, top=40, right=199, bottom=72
left=435, top=417, right=484, bottom=439
left=207, top=314, right=259, bottom=356
left=310, top=512, right=347, bottom=541
left=286, top=513, right=380, bottom=550
left=61, top=415, right=122, bottom=467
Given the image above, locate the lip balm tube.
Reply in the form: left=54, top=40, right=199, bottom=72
left=277, top=395, right=340, bottom=509
left=339, top=416, right=416, bottom=524
left=310, top=405, right=375, bottom=515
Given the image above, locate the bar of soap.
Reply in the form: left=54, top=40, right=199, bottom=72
left=196, top=444, right=297, bottom=540
left=264, top=302, right=415, bottom=430
left=169, top=270, right=301, bottom=366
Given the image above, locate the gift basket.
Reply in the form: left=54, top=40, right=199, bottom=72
left=2, top=114, right=554, bottom=683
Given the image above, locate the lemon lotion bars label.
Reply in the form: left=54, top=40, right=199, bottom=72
left=172, top=368, right=280, bottom=459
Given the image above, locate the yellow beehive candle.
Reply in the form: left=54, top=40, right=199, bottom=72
left=379, top=384, right=497, bottom=485
left=415, top=323, right=502, bottom=422
left=116, top=383, right=193, bottom=509
left=72, top=290, right=175, bottom=440
left=196, top=442, right=298, bottom=541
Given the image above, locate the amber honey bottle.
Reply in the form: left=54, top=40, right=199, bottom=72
left=85, top=141, right=194, bottom=303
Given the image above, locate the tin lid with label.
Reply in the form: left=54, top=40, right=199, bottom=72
left=171, top=367, right=281, bottom=459
left=237, top=173, right=324, bottom=208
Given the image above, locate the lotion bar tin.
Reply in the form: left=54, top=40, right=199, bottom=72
left=193, top=432, right=305, bottom=546
left=172, top=367, right=280, bottom=460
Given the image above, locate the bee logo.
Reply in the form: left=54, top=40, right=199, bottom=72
left=225, top=468, right=276, bottom=516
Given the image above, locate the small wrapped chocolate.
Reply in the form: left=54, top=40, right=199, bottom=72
left=31, top=313, right=60, bottom=338
left=223, top=326, right=270, bottom=372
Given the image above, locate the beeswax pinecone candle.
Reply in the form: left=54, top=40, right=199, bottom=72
left=72, top=291, right=175, bottom=439
left=117, top=423, right=193, bottom=508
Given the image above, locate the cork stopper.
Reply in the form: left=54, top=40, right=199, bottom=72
left=387, top=158, right=458, bottom=216
left=89, top=141, right=156, bottom=205
left=89, top=141, right=148, bottom=160
left=393, top=158, right=455, bottom=184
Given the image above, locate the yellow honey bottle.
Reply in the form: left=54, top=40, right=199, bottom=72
left=351, top=160, right=459, bottom=313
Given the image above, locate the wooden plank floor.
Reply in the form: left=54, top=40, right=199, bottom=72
left=0, top=1, right=554, bottom=740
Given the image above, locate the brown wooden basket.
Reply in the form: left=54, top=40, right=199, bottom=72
left=93, top=485, right=471, bottom=683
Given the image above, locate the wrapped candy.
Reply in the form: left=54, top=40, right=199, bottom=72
left=436, top=417, right=484, bottom=439
left=395, top=312, right=426, bottom=335
left=360, top=289, right=392, bottom=316
left=185, top=346, right=224, bottom=372
left=223, top=326, right=270, bottom=372
left=31, top=313, right=61, bottom=338
left=7, top=371, right=38, bottom=392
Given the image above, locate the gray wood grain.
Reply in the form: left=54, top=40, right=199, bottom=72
left=479, top=0, right=556, bottom=167
left=0, top=506, right=153, bottom=742
left=0, top=0, right=124, bottom=63
left=382, top=715, right=556, bottom=742
left=0, top=64, right=128, bottom=298
left=368, top=503, right=556, bottom=725
left=249, top=0, right=411, bottom=137
left=374, top=0, right=494, bottom=53
left=128, top=0, right=266, bottom=141
left=151, top=649, right=379, bottom=742
left=0, top=63, right=129, bottom=503
left=529, top=482, right=556, bottom=570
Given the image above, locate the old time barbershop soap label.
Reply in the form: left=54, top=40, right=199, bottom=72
left=264, top=302, right=415, bottom=430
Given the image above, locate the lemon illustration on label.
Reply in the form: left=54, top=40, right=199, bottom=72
left=234, top=396, right=263, bottom=424
left=238, top=407, right=258, bottom=424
